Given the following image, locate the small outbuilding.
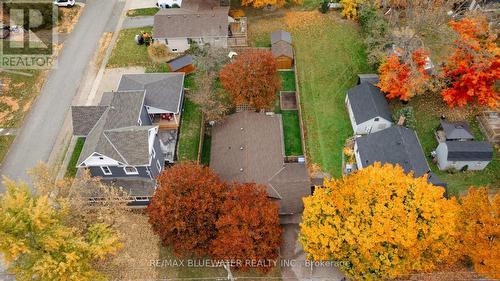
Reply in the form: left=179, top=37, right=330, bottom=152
left=435, top=141, right=493, bottom=171
left=345, top=82, right=393, bottom=135
left=436, top=120, right=474, bottom=142
left=166, top=55, right=195, bottom=74
left=271, top=30, right=294, bottom=70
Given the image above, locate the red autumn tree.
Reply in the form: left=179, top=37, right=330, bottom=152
left=442, top=17, right=499, bottom=109
left=147, top=163, right=229, bottom=257
left=211, top=183, right=282, bottom=273
left=377, top=48, right=431, bottom=101
left=459, top=187, right=500, bottom=279
left=219, top=50, right=281, bottom=109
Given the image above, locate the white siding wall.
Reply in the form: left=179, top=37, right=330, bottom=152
left=155, top=36, right=228, bottom=53
left=346, top=96, right=358, bottom=134
left=354, top=141, right=363, bottom=170
left=345, top=96, right=392, bottom=135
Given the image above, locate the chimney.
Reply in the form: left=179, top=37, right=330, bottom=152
left=397, top=115, right=406, bottom=126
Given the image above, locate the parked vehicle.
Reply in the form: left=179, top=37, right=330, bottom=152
left=54, top=0, right=75, bottom=7
left=0, top=23, right=10, bottom=39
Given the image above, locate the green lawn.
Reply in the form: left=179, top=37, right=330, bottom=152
left=282, top=110, right=303, bottom=156
left=65, top=137, right=85, bottom=178
left=200, top=134, right=211, bottom=166
left=280, top=70, right=296, bottom=91
left=126, top=7, right=159, bottom=17
left=177, top=99, right=203, bottom=162
left=392, top=96, right=500, bottom=197
left=293, top=15, right=371, bottom=177
left=108, top=27, right=165, bottom=69
left=0, top=136, right=15, bottom=164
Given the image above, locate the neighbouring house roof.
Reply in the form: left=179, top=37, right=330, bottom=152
left=210, top=111, right=311, bottom=214
left=153, top=3, right=229, bottom=39
left=71, top=106, right=108, bottom=136
left=167, top=55, right=193, bottom=71
left=271, top=30, right=292, bottom=45
left=271, top=40, right=293, bottom=59
left=75, top=91, right=154, bottom=166
left=445, top=141, right=493, bottom=161
left=440, top=120, right=474, bottom=140
left=356, top=126, right=430, bottom=177
left=427, top=172, right=448, bottom=197
left=117, top=73, right=184, bottom=113
left=347, top=82, right=392, bottom=124
left=357, top=74, right=379, bottom=85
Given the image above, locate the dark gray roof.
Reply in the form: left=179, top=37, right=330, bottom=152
left=210, top=112, right=311, bottom=214
left=271, top=40, right=293, bottom=59
left=356, top=126, right=430, bottom=177
left=71, top=106, right=108, bottom=136
left=357, top=74, right=379, bottom=85
left=440, top=120, right=474, bottom=140
left=347, top=82, right=392, bottom=124
left=77, top=91, right=155, bottom=166
left=271, top=30, right=292, bottom=45
left=117, top=73, right=184, bottom=113
left=167, top=55, right=193, bottom=71
left=101, top=178, right=156, bottom=197
left=427, top=172, right=448, bottom=196
left=445, top=141, right=493, bottom=161
left=153, top=5, right=229, bottom=38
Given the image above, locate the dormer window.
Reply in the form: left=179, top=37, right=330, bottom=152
left=101, top=166, right=112, bottom=175
left=124, top=166, right=139, bottom=175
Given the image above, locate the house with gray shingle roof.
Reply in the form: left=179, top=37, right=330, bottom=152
left=70, top=73, right=185, bottom=205
left=345, top=82, right=393, bottom=135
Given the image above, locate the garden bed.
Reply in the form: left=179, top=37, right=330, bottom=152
left=177, top=99, right=203, bottom=162
left=65, top=137, right=85, bottom=178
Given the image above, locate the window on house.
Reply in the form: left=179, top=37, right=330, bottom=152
left=138, top=118, right=142, bottom=126
left=101, top=166, right=112, bottom=175
left=374, top=117, right=380, bottom=121
left=152, top=147, right=156, bottom=158
left=124, top=166, right=139, bottom=175
left=165, top=39, right=168, bottom=45
left=156, top=160, right=162, bottom=171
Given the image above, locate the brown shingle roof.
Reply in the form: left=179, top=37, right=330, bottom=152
left=153, top=4, right=229, bottom=38
left=210, top=112, right=310, bottom=214
left=272, top=41, right=293, bottom=59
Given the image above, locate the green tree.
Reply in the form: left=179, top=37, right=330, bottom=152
left=0, top=177, right=121, bottom=281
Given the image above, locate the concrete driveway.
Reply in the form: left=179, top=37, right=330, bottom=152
left=128, top=0, right=157, bottom=9
left=122, top=16, right=154, bottom=29
left=0, top=0, right=122, bottom=190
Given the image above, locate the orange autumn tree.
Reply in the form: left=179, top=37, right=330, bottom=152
left=147, top=163, right=230, bottom=257
left=442, top=17, right=500, bottom=108
left=240, top=0, right=302, bottom=8
left=459, top=187, right=500, bottom=279
left=220, top=49, right=281, bottom=110
left=211, top=183, right=282, bottom=273
left=300, top=163, right=461, bottom=280
left=377, top=48, right=431, bottom=101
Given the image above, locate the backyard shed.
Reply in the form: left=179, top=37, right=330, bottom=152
left=436, top=120, right=474, bottom=142
left=166, top=55, right=195, bottom=74
left=271, top=30, right=294, bottom=70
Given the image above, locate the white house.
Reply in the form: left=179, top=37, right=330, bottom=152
left=345, top=82, right=393, bottom=135
left=435, top=141, right=493, bottom=171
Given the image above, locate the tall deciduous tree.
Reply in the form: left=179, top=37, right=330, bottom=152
left=211, top=183, right=282, bottom=273
left=220, top=50, right=281, bottom=110
left=441, top=17, right=499, bottom=109
left=147, top=163, right=229, bottom=257
left=377, top=48, right=431, bottom=101
left=300, top=163, right=461, bottom=280
left=459, top=187, right=500, bottom=279
left=0, top=177, right=121, bottom=281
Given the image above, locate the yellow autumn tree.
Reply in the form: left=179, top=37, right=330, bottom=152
left=0, top=177, right=122, bottom=281
left=340, top=0, right=366, bottom=19
left=300, top=162, right=461, bottom=280
left=459, top=187, right=500, bottom=279
left=240, top=0, right=302, bottom=9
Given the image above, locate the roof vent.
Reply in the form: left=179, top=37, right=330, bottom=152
left=240, top=127, right=244, bottom=131
left=396, top=141, right=402, bottom=145
left=239, top=168, right=244, bottom=172
left=240, top=146, right=244, bottom=150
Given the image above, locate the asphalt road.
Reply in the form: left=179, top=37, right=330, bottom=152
left=0, top=0, right=121, bottom=190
